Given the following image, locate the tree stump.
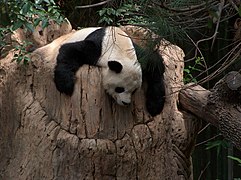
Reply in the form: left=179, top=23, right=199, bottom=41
left=0, top=28, right=200, bottom=179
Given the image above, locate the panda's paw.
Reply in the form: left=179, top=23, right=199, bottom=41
left=145, top=80, right=165, bottom=116
left=55, top=80, right=75, bottom=96
left=54, top=68, right=75, bottom=96
left=146, top=97, right=165, bottom=117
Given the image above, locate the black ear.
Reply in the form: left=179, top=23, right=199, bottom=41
left=108, top=61, right=123, bottom=73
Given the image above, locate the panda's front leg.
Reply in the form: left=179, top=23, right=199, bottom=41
left=54, top=40, right=100, bottom=95
left=54, top=63, right=77, bottom=95
left=146, top=77, right=165, bottom=116
left=145, top=52, right=166, bottom=116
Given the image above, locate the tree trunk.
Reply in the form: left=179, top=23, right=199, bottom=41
left=0, top=28, right=200, bottom=179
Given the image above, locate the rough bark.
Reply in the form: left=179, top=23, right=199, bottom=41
left=179, top=79, right=241, bottom=150
left=0, top=27, right=200, bottom=179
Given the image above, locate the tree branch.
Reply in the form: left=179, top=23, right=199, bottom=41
left=179, top=79, right=241, bottom=150
left=179, top=84, right=217, bottom=126
left=151, top=0, right=211, bottom=13
left=75, top=0, right=112, bottom=9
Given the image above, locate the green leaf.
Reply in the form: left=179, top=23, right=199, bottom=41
left=35, top=0, right=43, bottom=4
left=48, top=5, right=54, bottom=12
left=12, top=21, right=24, bottom=31
left=98, top=9, right=106, bottom=16
left=25, top=23, right=34, bottom=32
left=44, top=0, right=50, bottom=3
left=205, top=140, right=222, bottom=150
left=22, top=3, right=31, bottom=14
left=106, top=8, right=115, bottom=15
left=34, top=3, right=44, bottom=10
left=41, top=18, right=49, bottom=29
left=49, top=0, right=55, bottom=4
left=23, top=56, right=31, bottom=65
left=206, top=139, right=229, bottom=156
left=184, top=68, right=190, bottom=74
left=228, top=156, right=241, bottom=164
left=117, top=8, right=127, bottom=13
left=34, top=18, right=42, bottom=27
left=17, top=56, right=23, bottom=63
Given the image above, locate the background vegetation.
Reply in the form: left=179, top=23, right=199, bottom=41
left=0, top=0, right=241, bottom=179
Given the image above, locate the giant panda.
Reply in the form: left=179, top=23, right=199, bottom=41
left=42, top=26, right=165, bottom=116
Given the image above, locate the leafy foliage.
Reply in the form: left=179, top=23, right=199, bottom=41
left=0, top=0, right=64, bottom=64
left=0, top=0, right=63, bottom=31
left=13, top=41, right=33, bottom=65
left=228, top=156, right=241, bottom=166
left=205, top=139, right=229, bottom=156
left=184, top=57, right=205, bottom=83
left=0, top=27, right=8, bottom=52
left=98, top=3, right=146, bottom=25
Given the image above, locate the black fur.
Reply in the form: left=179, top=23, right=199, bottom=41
left=134, top=44, right=165, bottom=116
left=108, top=61, right=123, bottom=73
left=145, top=51, right=165, bottom=116
left=54, top=28, right=105, bottom=95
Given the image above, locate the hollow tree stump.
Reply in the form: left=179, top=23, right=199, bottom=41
left=0, top=27, right=200, bottom=179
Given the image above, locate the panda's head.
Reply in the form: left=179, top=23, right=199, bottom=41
left=102, top=60, right=142, bottom=105
left=98, top=27, right=142, bottom=106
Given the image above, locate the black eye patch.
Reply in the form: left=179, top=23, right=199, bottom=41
left=115, top=87, right=125, bottom=93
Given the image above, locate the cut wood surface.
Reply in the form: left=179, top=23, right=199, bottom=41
left=0, top=26, right=200, bottom=179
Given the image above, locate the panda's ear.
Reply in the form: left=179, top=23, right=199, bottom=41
left=108, top=61, right=123, bottom=73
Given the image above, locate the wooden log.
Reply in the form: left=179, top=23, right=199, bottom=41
left=179, top=80, right=241, bottom=150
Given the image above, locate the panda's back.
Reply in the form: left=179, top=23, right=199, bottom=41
left=64, top=27, right=102, bottom=44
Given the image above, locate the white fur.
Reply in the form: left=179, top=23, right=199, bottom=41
left=99, top=27, right=142, bottom=105
left=65, top=27, right=102, bottom=43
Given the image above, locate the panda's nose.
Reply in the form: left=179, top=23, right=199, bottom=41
left=122, top=101, right=130, bottom=105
